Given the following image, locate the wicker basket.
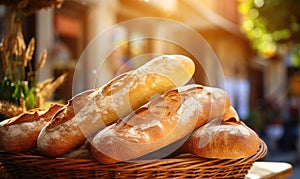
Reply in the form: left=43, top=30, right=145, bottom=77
left=0, top=140, right=267, bottom=179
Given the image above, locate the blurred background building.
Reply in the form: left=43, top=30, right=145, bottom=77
left=37, top=0, right=257, bottom=108
left=1, top=0, right=300, bottom=168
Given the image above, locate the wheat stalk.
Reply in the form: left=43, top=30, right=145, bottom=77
left=36, top=49, right=47, bottom=72
left=0, top=0, right=64, bottom=15
left=36, top=73, right=67, bottom=105
left=0, top=0, right=66, bottom=119
left=22, top=38, right=35, bottom=67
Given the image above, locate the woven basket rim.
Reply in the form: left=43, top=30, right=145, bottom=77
left=0, top=140, right=267, bottom=164
left=0, top=140, right=267, bottom=178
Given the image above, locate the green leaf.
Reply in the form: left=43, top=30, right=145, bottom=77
left=24, top=87, right=37, bottom=109
left=12, top=83, right=21, bottom=105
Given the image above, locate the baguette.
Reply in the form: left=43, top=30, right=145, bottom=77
left=0, top=103, right=63, bottom=152
left=37, top=55, right=195, bottom=157
left=90, top=84, right=231, bottom=164
left=179, top=107, right=261, bottom=159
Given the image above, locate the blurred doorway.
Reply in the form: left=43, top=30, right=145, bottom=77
left=51, top=1, right=88, bottom=102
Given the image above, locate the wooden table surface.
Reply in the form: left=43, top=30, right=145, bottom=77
left=246, top=161, right=293, bottom=179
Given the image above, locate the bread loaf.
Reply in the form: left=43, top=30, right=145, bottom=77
left=0, top=103, right=63, bottom=152
left=179, top=107, right=261, bottom=159
left=37, top=55, right=195, bottom=157
left=90, top=84, right=231, bottom=164
left=36, top=89, right=95, bottom=157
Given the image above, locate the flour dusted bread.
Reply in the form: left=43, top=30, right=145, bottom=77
left=90, top=84, right=231, bottom=164
left=36, top=89, right=95, bottom=157
left=37, top=55, right=195, bottom=157
left=180, top=107, right=261, bottom=159
left=0, top=103, right=63, bottom=152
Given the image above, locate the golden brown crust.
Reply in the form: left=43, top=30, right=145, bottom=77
left=0, top=103, right=63, bottom=152
left=223, top=106, right=240, bottom=123
left=36, top=90, right=95, bottom=157
left=114, top=89, right=183, bottom=143
left=180, top=107, right=261, bottom=159
left=4, top=109, right=41, bottom=126
left=102, top=73, right=133, bottom=96
left=37, top=55, right=195, bottom=157
left=47, top=89, right=95, bottom=130
left=90, top=84, right=231, bottom=164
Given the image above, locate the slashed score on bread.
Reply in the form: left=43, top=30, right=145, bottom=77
left=90, top=84, right=231, bottom=164
left=178, top=106, right=261, bottom=159
left=0, top=53, right=262, bottom=164
left=37, top=55, right=195, bottom=157
left=0, top=104, right=63, bottom=152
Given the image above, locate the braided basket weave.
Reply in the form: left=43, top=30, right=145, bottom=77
left=0, top=140, right=267, bottom=179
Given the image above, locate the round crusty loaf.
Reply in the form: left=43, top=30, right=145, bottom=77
left=37, top=55, right=195, bottom=157
left=0, top=103, right=63, bottom=152
left=90, top=84, right=231, bottom=164
left=180, top=107, right=261, bottom=159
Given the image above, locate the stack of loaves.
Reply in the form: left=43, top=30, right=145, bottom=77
left=0, top=55, right=261, bottom=164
